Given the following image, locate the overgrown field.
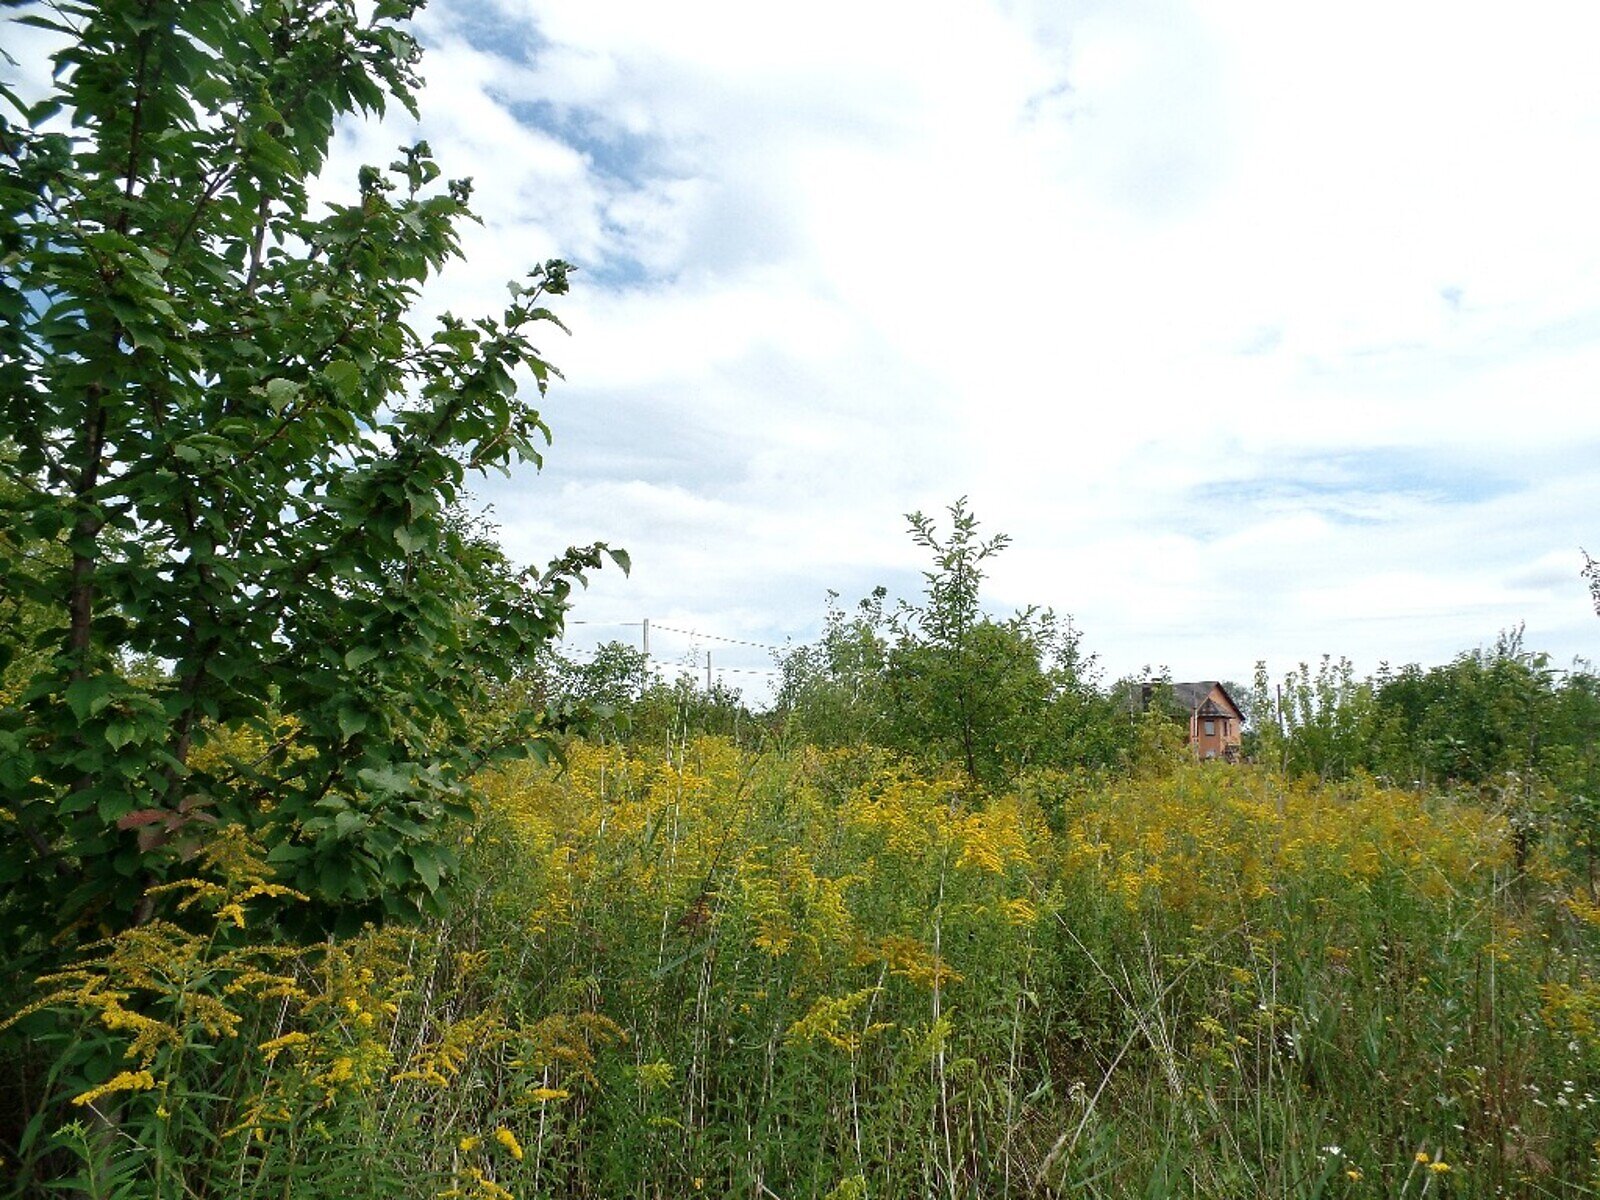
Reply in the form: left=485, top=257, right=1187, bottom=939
left=6, top=739, right=1600, bottom=1198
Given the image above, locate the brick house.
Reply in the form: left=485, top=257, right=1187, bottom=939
left=1173, top=681, right=1244, bottom=760
left=1141, top=680, right=1246, bottom=761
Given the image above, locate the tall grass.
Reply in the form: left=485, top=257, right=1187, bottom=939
left=5, top=739, right=1598, bottom=1197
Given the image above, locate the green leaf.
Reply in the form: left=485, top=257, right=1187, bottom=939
left=264, top=377, right=300, bottom=414
left=409, top=846, right=441, bottom=892
left=322, top=359, right=361, bottom=397
left=344, top=646, right=380, bottom=670
left=318, top=858, right=352, bottom=899
left=337, top=705, right=368, bottom=740
left=393, top=524, right=427, bottom=552
left=65, top=675, right=116, bottom=722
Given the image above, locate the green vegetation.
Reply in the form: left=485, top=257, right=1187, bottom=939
left=0, top=0, right=621, bottom=965
left=4, top=4, right=1600, bottom=1198
left=4, top=743, right=1599, bottom=1198
left=776, top=499, right=1134, bottom=786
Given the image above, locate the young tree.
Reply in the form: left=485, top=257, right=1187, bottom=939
left=776, top=586, right=891, bottom=749
left=555, top=639, right=650, bottom=706
left=779, top=501, right=1123, bottom=784
left=885, top=499, right=1011, bottom=783
left=1371, top=629, right=1554, bottom=787
left=886, top=499, right=1115, bottom=787
left=1274, top=656, right=1381, bottom=782
left=0, top=0, right=621, bottom=956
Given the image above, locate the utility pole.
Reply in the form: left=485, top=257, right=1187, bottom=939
left=640, top=618, right=651, bottom=697
left=706, top=650, right=712, bottom=692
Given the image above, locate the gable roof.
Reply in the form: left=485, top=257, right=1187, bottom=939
left=1167, top=681, right=1245, bottom=723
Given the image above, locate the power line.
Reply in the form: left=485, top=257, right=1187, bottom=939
left=558, top=616, right=797, bottom=697
left=569, top=653, right=780, bottom=678
left=646, top=623, right=785, bottom=653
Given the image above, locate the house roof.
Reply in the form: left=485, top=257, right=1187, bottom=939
left=1167, top=681, right=1245, bottom=722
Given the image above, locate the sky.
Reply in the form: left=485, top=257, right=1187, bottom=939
left=321, top=0, right=1600, bottom=701
left=26, top=0, right=1600, bottom=699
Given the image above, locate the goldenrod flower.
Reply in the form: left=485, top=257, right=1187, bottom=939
left=1429, top=1161, right=1451, bottom=1174
left=494, top=1125, right=523, bottom=1161
left=458, top=1135, right=480, bottom=1152
left=635, top=1060, right=675, bottom=1090
left=72, top=1070, right=156, bottom=1107
left=258, top=1031, right=311, bottom=1060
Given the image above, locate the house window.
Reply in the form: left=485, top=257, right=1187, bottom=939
left=1204, top=719, right=1216, bottom=735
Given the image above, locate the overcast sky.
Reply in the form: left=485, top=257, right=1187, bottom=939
left=333, top=0, right=1600, bottom=696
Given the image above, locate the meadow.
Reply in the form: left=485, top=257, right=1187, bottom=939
left=8, top=735, right=1598, bottom=1199
left=7, top=3, right=1598, bottom=1195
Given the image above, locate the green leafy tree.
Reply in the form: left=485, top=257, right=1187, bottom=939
left=0, top=0, right=621, bottom=958
left=1371, top=629, right=1553, bottom=787
left=779, top=502, right=1128, bottom=785
left=776, top=586, right=891, bottom=749
left=884, top=499, right=1120, bottom=787
left=1244, top=660, right=1284, bottom=766
left=631, top=672, right=756, bottom=748
left=1274, top=656, right=1381, bottom=781
left=885, top=499, right=1013, bottom=784
left=1123, top=674, right=1191, bottom=777
left=554, top=639, right=649, bottom=708
left=1543, top=664, right=1600, bottom=896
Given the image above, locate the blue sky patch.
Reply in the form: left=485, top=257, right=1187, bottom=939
left=1192, top=448, right=1522, bottom=520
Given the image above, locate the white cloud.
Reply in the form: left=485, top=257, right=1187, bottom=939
left=338, top=0, right=1600, bottom=695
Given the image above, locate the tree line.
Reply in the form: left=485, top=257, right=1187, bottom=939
left=548, top=504, right=1600, bottom=889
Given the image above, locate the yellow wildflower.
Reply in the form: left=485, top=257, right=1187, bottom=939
left=72, top=1069, right=156, bottom=1107
left=258, top=1031, right=311, bottom=1060
left=1001, top=896, right=1039, bottom=926
left=494, top=1125, right=524, bottom=1161
left=1429, top=1161, right=1451, bottom=1174
left=458, top=1135, right=480, bottom=1152
left=635, top=1060, right=675, bottom=1090
left=330, top=1056, right=355, bottom=1082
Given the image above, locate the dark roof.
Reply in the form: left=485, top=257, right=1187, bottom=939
left=1169, top=681, right=1244, bottom=721
left=1131, top=680, right=1247, bottom=723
